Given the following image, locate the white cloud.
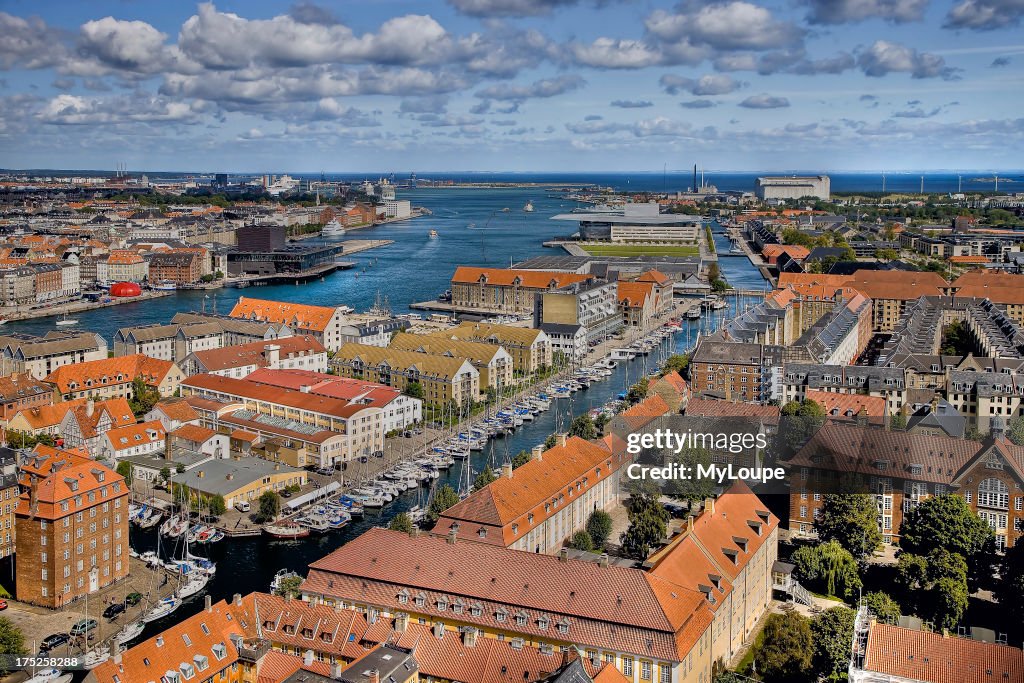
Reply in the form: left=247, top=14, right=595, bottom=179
left=646, top=2, right=804, bottom=52
left=660, top=74, right=743, bottom=96
left=738, top=94, right=790, bottom=108
left=476, top=74, right=585, bottom=100
left=945, top=0, right=1024, bottom=30
left=37, top=93, right=204, bottom=125
left=803, top=0, right=928, bottom=24
left=857, top=40, right=957, bottom=79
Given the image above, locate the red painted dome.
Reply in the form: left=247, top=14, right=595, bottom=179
left=109, top=281, right=142, bottom=297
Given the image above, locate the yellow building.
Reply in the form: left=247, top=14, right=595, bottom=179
left=433, top=322, right=553, bottom=375
left=172, top=455, right=306, bottom=511
left=389, top=332, right=513, bottom=393
left=332, top=343, right=479, bottom=407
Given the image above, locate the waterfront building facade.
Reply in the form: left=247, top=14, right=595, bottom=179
left=450, top=267, right=594, bottom=316
left=389, top=332, right=513, bottom=394
left=228, top=297, right=349, bottom=351
left=332, top=343, right=480, bottom=407
left=180, top=335, right=328, bottom=378
left=0, top=331, right=109, bottom=380
left=439, top=322, right=553, bottom=374
left=45, top=354, right=184, bottom=401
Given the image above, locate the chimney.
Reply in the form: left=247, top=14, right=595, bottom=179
left=395, top=613, right=409, bottom=633
left=502, top=462, right=513, bottom=479
left=532, top=445, right=544, bottom=461
left=303, top=650, right=314, bottom=666
left=598, top=553, right=609, bottom=568
left=555, top=432, right=567, bottom=447
left=464, top=627, right=478, bottom=648
left=205, top=595, right=212, bottom=612
left=705, top=497, right=715, bottom=515
left=113, top=653, right=122, bottom=665
left=409, top=527, right=419, bottom=539
left=198, top=470, right=205, bottom=479
left=331, top=662, right=343, bottom=680
left=264, top=344, right=281, bottom=366
left=558, top=547, right=568, bottom=563
left=86, top=399, right=95, bottom=418
left=368, top=670, right=380, bottom=683
left=687, top=515, right=694, bottom=532
left=447, top=529, right=457, bottom=544
left=233, top=593, right=242, bottom=606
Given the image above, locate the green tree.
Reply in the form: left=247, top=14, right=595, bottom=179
left=116, top=460, right=134, bottom=486
left=427, top=484, right=460, bottom=523
left=791, top=540, right=862, bottom=599
left=473, top=466, right=498, bottom=492
left=620, top=491, right=669, bottom=560
left=159, top=466, right=172, bottom=483
left=811, top=606, right=856, bottom=681
left=876, top=248, right=899, bottom=261
left=995, top=541, right=1024, bottom=622
left=510, top=449, right=531, bottom=469
left=255, top=491, right=281, bottom=523
left=895, top=553, right=928, bottom=593
left=404, top=381, right=425, bottom=400
left=543, top=434, right=558, bottom=449
left=625, top=376, right=650, bottom=405
left=568, top=414, right=598, bottom=440
left=1008, top=414, right=1024, bottom=446
left=900, top=494, right=995, bottom=586
left=569, top=530, right=595, bottom=552
left=777, top=398, right=826, bottom=456
left=929, top=576, right=968, bottom=631
left=594, top=413, right=610, bottom=435
left=815, top=493, right=883, bottom=561
left=753, top=612, right=813, bottom=682
left=665, top=447, right=715, bottom=504
left=388, top=512, right=414, bottom=533
left=273, top=574, right=304, bottom=599
left=586, top=510, right=614, bottom=549
left=0, top=616, right=26, bottom=669
left=661, top=353, right=690, bottom=376
left=863, top=591, right=902, bottom=624
left=128, top=376, right=160, bottom=416
left=206, top=494, right=227, bottom=517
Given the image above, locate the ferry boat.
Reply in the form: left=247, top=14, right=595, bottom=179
left=321, top=219, right=345, bottom=238
left=152, top=281, right=177, bottom=291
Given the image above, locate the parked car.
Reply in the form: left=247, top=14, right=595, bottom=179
left=125, top=592, right=143, bottom=606
left=0, top=599, right=7, bottom=610
left=102, top=602, right=126, bottom=620
left=235, top=501, right=251, bottom=512
left=40, top=633, right=70, bottom=652
left=280, top=489, right=292, bottom=498
left=70, top=619, right=98, bottom=636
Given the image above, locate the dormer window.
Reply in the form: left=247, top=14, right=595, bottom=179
left=496, top=608, right=508, bottom=623
left=537, top=616, right=549, bottom=630
left=415, top=592, right=426, bottom=607
left=557, top=619, right=570, bottom=634
left=436, top=596, right=448, bottom=612
left=212, top=644, right=227, bottom=661
left=397, top=589, right=409, bottom=604
left=515, top=611, right=528, bottom=626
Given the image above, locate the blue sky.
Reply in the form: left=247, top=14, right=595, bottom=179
left=0, top=0, right=1022, bottom=173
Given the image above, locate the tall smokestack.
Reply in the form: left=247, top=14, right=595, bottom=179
left=693, top=164, right=698, bottom=193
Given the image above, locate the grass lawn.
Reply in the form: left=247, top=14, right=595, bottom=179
left=579, top=244, right=699, bottom=257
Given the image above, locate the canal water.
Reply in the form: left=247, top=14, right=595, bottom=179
left=7, top=188, right=768, bottom=635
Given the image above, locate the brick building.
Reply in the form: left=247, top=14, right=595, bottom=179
left=148, top=251, right=204, bottom=285
left=15, top=446, right=129, bottom=607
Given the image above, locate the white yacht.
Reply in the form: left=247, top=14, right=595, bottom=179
left=321, top=219, right=345, bottom=238
left=142, top=596, right=181, bottom=623
left=116, top=620, right=145, bottom=645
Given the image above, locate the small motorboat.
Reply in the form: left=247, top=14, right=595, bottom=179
left=263, top=523, right=310, bottom=539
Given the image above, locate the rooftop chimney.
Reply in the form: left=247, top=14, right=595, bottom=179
left=264, top=344, right=281, bottom=366
left=447, top=529, right=457, bottom=545
left=532, top=445, right=544, bottom=461
left=558, top=547, right=568, bottom=563
left=368, top=670, right=380, bottom=683
left=86, top=399, right=95, bottom=418
left=705, top=497, right=715, bottom=515
left=233, top=593, right=242, bottom=606
left=303, top=650, right=314, bottom=666
left=395, top=613, right=409, bottom=633
left=555, top=433, right=568, bottom=447
left=331, top=662, right=343, bottom=680
left=205, top=595, right=212, bottom=612
left=598, top=553, right=609, bottom=568
left=502, top=462, right=513, bottom=479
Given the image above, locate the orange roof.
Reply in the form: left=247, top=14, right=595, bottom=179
left=805, top=389, right=885, bottom=422
left=88, top=599, right=247, bottom=683
left=863, top=622, right=1024, bottom=683
left=951, top=269, right=1023, bottom=289
left=451, top=266, right=593, bottom=289
left=67, top=398, right=136, bottom=438
left=434, top=436, right=626, bottom=546
left=15, top=446, right=126, bottom=520
left=777, top=272, right=850, bottom=289
left=183, top=373, right=374, bottom=419
left=45, top=355, right=176, bottom=394
left=617, top=281, right=654, bottom=307
left=106, top=249, right=144, bottom=265
left=762, top=244, right=810, bottom=259
left=190, top=335, right=325, bottom=372
left=172, top=423, right=217, bottom=443
left=619, top=393, right=671, bottom=431
left=104, top=420, right=166, bottom=451
left=9, top=399, right=87, bottom=430
left=151, top=398, right=201, bottom=423
left=779, top=269, right=947, bottom=301
left=683, top=397, right=781, bottom=422
left=650, top=370, right=688, bottom=398
left=228, top=297, right=339, bottom=333
left=637, top=269, right=671, bottom=286
left=948, top=255, right=990, bottom=264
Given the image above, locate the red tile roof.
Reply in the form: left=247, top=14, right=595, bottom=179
left=805, top=389, right=885, bottom=423
left=451, top=267, right=593, bottom=289
left=45, top=355, right=176, bottom=394
left=190, top=335, right=325, bottom=372
left=229, top=297, right=340, bottom=333
left=863, top=622, right=1024, bottom=683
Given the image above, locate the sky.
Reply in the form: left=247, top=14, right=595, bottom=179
left=0, top=0, right=1023, bottom=173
